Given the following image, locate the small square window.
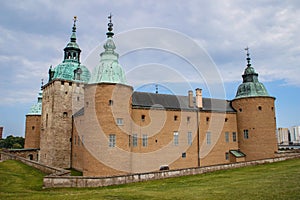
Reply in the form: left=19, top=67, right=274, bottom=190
left=116, top=118, right=123, bottom=126
left=182, top=152, right=186, bottom=158
left=141, top=115, right=145, bottom=121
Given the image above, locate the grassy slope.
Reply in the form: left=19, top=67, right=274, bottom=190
left=0, top=159, right=300, bottom=200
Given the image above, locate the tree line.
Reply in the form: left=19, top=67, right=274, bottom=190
left=0, top=135, right=25, bottom=149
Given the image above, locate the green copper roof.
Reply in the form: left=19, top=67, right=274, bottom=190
left=48, top=17, right=91, bottom=83
left=235, top=49, right=269, bottom=99
left=89, top=15, right=126, bottom=84
left=28, top=91, right=42, bottom=115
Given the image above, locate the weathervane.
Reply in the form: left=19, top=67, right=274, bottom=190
left=245, top=46, right=251, bottom=67
left=72, top=16, right=77, bottom=32
left=106, top=13, right=114, bottom=38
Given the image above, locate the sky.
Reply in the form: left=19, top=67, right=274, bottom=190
left=0, top=0, right=299, bottom=138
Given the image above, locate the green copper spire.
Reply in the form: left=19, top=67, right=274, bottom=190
left=89, top=14, right=126, bottom=84
left=235, top=48, right=269, bottom=99
left=48, top=16, right=91, bottom=83
left=27, top=81, right=43, bottom=115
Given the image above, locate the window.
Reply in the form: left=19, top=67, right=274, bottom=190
left=182, top=152, right=186, bottom=158
left=77, top=96, right=80, bottom=101
left=258, top=106, right=262, bottom=110
left=109, top=100, right=113, bottom=106
left=187, top=116, right=191, bottom=123
left=142, top=134, right=148, bottom=147
left=133, top=134, right=138, bottom=147
left=109, top=134, right=116, bottom=147
left=141, top=115, right=145, bottom=121
left=128, top=135, right=131, bottom=147
left=174, top=115, right=178, bottom=121
left=61, top=81, right=65, bottom=85
left=244, top=129, right=249, bottom=139
left=188, top=132, right=192, bottom=145
left=116, top=118, right=123, bottom=126
left=69, top=82, right=72, bottom=86
left=225, top=118, right=228, bottom=122
left=232, top=132, right=237, bottom=142
left=174, top=132, right=179, bottom=146
left=206, top=132, right=211, bottom=145
left=32, top=126, right=35, bottom=130
left=225, top=152, right=229, bottom=160
left=225, top=132, right=229, bottom=143
left=63, top=112, right=68, bottom=118
left=239, top=108, right=242, bottom=112
left=74, top=136, right=76, bottom=145
left=206, top=117, right=210, bottom=122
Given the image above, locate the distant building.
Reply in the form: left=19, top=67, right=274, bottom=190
left=290, top=126, right=300, bottom=145
left=24, top=16, right=278, bottom=176
left=277, top=128, right=289, bottom=145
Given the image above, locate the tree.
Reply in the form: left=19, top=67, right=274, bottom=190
left=0, top=135, right=25, bottom=149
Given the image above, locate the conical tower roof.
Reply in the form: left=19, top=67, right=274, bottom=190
left=235, top=48, right=269, bottom=99
left=89, top=14, right=126, bottom=84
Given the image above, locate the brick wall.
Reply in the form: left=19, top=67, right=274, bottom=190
left=24, top=115, right=41, bottom=149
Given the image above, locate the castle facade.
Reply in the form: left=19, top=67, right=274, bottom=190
left=25, top=17, right=278, bottom=176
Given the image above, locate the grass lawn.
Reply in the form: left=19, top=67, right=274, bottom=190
left=0, top=159, right=300, bottom=200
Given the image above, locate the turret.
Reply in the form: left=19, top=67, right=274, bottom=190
left=231, top=48, right=277, bottom=161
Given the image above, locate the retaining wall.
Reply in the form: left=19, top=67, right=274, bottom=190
left=0, top=151, right=69, bottom=176
left=43, top=154, right=300, bottom=188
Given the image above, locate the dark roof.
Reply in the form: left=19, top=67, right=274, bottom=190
left=73, top=91, right=235, bottom=117
left=132, top=92, right=235, bottom=112
left=73, top=107, right=84, bottom=117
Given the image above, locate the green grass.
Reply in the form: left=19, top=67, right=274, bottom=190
left=1, top=159, right=300, bottom=200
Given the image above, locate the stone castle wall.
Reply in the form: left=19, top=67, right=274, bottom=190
left=40, top=80, right=84, bottom=168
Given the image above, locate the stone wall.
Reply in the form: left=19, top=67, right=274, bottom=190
left=43, top=154, right=300, bottom=188
left=0, top=151, right=69, bottom=176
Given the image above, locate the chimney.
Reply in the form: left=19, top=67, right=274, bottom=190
left=188, top=90, right=193, bottom=108
left=195, top=88, right=203, bottom=109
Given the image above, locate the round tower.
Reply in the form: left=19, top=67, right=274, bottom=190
left=24, top=88, right=42, bottom=149
left=231, top=48, right=277, bottom=161
left=75, top=15, right=133, bottom=176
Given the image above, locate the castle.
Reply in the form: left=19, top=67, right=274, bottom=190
left=24, top=16, right=278, bottom=176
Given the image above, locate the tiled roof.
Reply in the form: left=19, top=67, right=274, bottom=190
left=132, top=92, right=235, bottom=112
left=73, top=91, right=236, bottom=117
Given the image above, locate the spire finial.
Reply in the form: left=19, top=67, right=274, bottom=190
left=41, top=78, right=44, bottom=89
left=106, top=13, right=114, bottom=38
left=245, top=46, right=251, bottom=67
left=73, top=16, right=77, bottom=32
